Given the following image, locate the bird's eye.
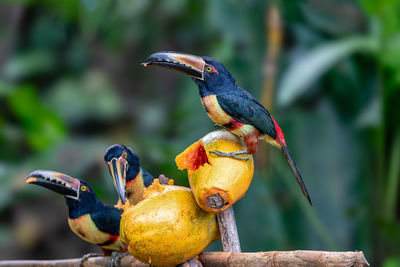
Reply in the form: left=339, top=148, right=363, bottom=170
left=206, top=66, right=213, bottom=72
left=123, top=152, right=128, bottom=159
left=81, top=185, right=86, bottom=191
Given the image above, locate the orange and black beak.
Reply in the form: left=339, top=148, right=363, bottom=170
left=26, top=170, right=81, bottom=200
left=106, top=157, right=128, bottom=204
left=143, top=51, right=206, bottom=80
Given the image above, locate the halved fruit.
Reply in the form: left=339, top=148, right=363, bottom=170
left=176, top=130, right=254, bottom=213
left=120, top=179, right=219, bottom=266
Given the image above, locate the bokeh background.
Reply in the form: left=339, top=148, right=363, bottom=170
left=0, top=0, right=399, bottom=266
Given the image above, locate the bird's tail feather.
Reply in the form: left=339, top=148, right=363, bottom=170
left=280, top=143, right=312, bottom=206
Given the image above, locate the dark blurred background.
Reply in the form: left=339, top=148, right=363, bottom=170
left=0, top=0, right=399, bottom=266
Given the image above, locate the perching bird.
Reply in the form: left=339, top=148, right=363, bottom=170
left=143, top=51, right=312, bottom=206
left=104, top=144, right=154, bottom=206
left=26, top=170, right=127, bottom=259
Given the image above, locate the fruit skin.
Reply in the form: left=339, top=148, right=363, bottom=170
left=120, top=179, right=219, bottom=266
left=176, top=130, right=254, bottom=213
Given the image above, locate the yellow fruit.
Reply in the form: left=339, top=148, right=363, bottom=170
left=120, top=179, right=219, bottom=266
left=176, top=130, right=254, bottom=213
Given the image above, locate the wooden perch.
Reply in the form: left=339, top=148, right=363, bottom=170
left=0, top=251, right=369, bottom=267
left=199, top=251, right=369, bottom=267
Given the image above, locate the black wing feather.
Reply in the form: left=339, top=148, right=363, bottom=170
left=90, top=206, right=122, bottom=236
left=141, top=167, right=154, bottom=188
left=216, top=92, right=276, bottom=138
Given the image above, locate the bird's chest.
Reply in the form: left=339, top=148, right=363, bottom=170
left=126, top=173, right=145, bottom=205
left=201, top=95, right=232, bottom=125
left=68, top=214, right=112, bottom=245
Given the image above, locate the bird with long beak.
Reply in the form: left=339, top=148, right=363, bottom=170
left=143, top=51, right=312, bottom=206
left=26, top=170, right=127, bottom=265
left=104, top=144, right=154, bottom=207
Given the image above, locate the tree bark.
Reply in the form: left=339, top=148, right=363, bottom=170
left=0, top=251, right=369, bottom=267
left=199, top=251, right=369, bottom=267
left=216, top=207, right=241, bottom=252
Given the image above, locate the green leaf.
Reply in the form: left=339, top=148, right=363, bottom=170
left=383, top=256, right=400, bottom=267
left=356, top=95, right=381, bottom=128
left=7, top=85, right=66, bottom=150
left=0, top=82, right=14, bottom=97
left=380, top=33, right=400, bottom=69
left=81, top=0, right=100, bottom=11
left=3, top=51, right=56, bottom=81
left=78, top=0, right=112, bottom=38
left=385, top=131, right=400, bottom=220
left=277, top=36, right=378, bottom=107
left=45, top=70, right=122, bottom=123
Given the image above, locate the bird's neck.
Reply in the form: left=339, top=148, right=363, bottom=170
left=195, top=79, right=214, bottom=98
left=197, top=84, right=213, bottom=97
left=66, top=195, right=103, bottom=219
left=126, top=159, right=140, bottom=183
left=126, top=168, right=146, bottom=205
left=197, top=80, right=236, bottom=98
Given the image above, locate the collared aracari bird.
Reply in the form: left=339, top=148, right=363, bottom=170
left=104, top=144, right=154, bottom=206
left=26, top=170, right=127, bottom=255
left=143, top=51, right=312, bottom=206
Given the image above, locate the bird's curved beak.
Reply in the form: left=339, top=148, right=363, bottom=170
left=143, top=51, right=205, bottom=80
left=106, top=157, right=128, bottom=204
left=26, top=170, right=81, bottom=200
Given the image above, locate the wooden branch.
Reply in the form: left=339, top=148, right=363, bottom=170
left=216, top=207, right=241, bottom=252
left=0, top=256, right=147, bottom=267
left=200, top=251, right=370, bottom=267
left=0, top=251, right=369, bottom=267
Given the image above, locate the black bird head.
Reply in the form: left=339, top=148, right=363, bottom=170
left=104, top=144, right=140, bottom=204
left=26, top=170, right=99, bottom=218
left=143, top=51, right=236, bottom=95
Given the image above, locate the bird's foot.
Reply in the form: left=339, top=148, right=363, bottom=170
left=79, top=253, right=102, bottom=267
left=114, top=199, right=123, bottom=210
left=209, top=150, right=249, bottom=160
left=214, top=123, right=225, bottom=129
left=109, top=251, right=131, bottom=267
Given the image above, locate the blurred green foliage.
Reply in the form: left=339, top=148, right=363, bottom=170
left=0, top=0, right=399, bottom=265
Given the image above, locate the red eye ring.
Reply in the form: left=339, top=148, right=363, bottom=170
left=205, top=65, right=219, bottom=74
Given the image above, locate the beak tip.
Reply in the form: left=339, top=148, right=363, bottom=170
left=26, top=177, right=36, bottom=184
left=141, top=62, right=148, bottom=67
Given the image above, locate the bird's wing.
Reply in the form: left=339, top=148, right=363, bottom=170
left=90, top=206, right=122, bottom=236
left=216, top=94, right=276, bottom=138
left=141, top=168, right=154, bottom=188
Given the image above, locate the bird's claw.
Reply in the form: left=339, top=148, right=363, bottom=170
left=213, top=123, right=225, bottom=129
left=109, top=251, right=131, bottom=267
left=210, top=150, right=249, bottom=160
left=79, top=253, right=102, bottom=267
